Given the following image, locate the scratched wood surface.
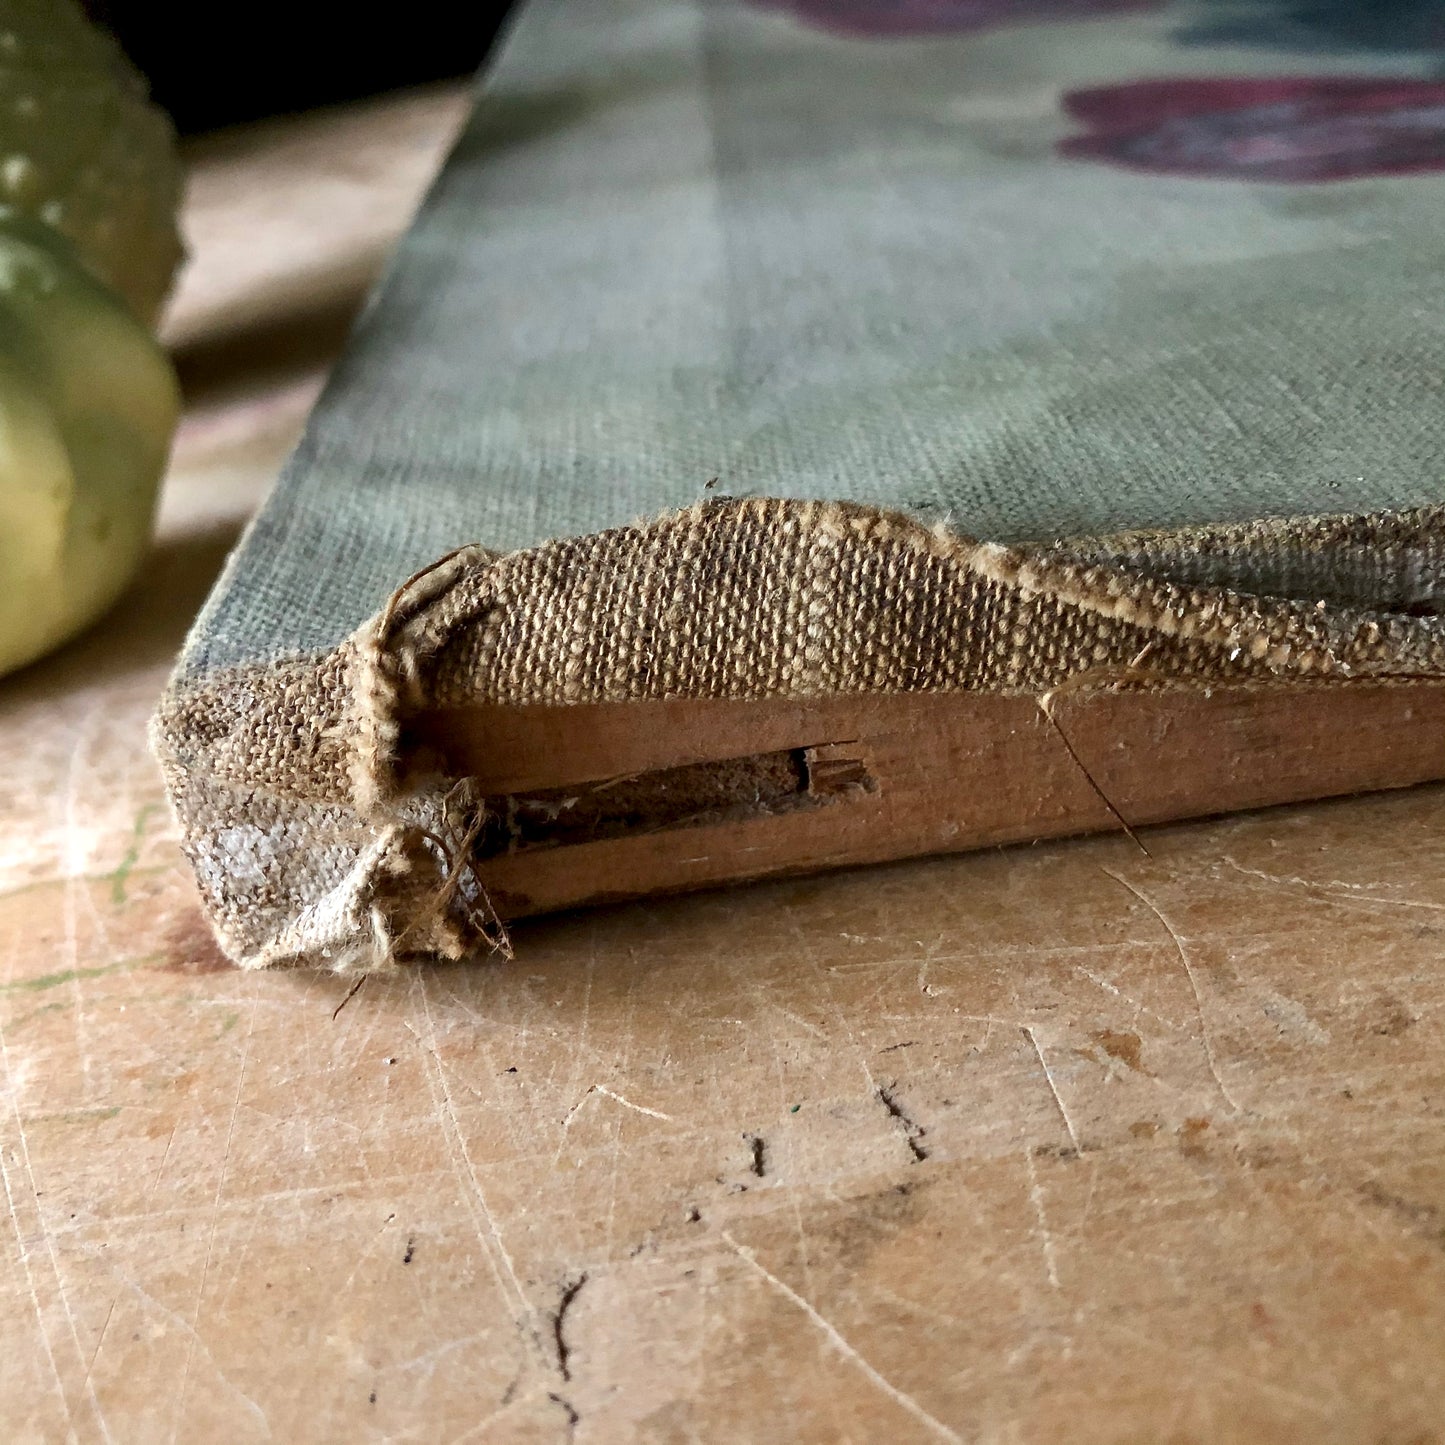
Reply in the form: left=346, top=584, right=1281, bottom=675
left=5, top=88, right=1445, bottom=1445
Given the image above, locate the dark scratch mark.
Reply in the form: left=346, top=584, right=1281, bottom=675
left=332, top=975, right=367, bottom=1021
left=744, top=1132, right=767, bottom=1178
left=1033, top=1142, right=1081, bottom=1162
left=879, top=1040, right=918, bottom=1054
left=548, top=1392, right=580, bottom=1434
left=402, top=1237, right=415, bottom=1265
left=551, top=1273, right=588, bottom=1382
left=876, top=1083, right=928, bottom=1162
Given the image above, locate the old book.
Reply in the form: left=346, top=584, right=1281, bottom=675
left=154, top=0, right=1445, bottom=970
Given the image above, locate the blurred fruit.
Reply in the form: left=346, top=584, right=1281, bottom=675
left=0, top=215, right=179, bottom=676
left=0, top=0, right=182, bottom=323
left=0, top=0, right=181, bottom=678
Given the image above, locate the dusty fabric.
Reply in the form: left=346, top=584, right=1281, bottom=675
left=155, top=0, right=1445, bottom=969
left=153, top=500, right=1445, bottom=970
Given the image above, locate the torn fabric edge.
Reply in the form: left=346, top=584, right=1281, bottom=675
left=151, top=497, right=1445, bottom=972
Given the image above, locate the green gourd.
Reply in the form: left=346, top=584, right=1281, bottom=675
left=0, top=0, right=182, bottom=677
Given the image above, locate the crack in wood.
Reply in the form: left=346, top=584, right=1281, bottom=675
left=551, top=1273, right=588, bottom=1383
left=743, top=1133, right=767, bottom=1178
left=473, top=744, right=875, bottom=859
left=877, top=1083, right=929, bottom=1162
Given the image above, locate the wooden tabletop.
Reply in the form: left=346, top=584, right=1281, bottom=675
left=4, top=87, right=1445, bottom=1445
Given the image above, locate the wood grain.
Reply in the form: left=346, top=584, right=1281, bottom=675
left=414, top=681, right=1445, bottom=918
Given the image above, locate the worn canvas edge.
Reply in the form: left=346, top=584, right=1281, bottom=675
left=151, top=497, right=1445, bottom=972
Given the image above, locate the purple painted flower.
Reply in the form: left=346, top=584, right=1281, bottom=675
left=1059, top=77, right=1445, bottom=182
left=750, top=0, right=1157, bottom=40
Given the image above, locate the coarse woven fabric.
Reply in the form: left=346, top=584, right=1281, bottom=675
left=155, top=0, right=1445, bottom=969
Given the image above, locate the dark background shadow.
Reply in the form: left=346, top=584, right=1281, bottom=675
left=82, top=1, right=515, bottom=134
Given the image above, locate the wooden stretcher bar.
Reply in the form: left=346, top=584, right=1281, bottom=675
left=408, top=681, right=1445, bottom=919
